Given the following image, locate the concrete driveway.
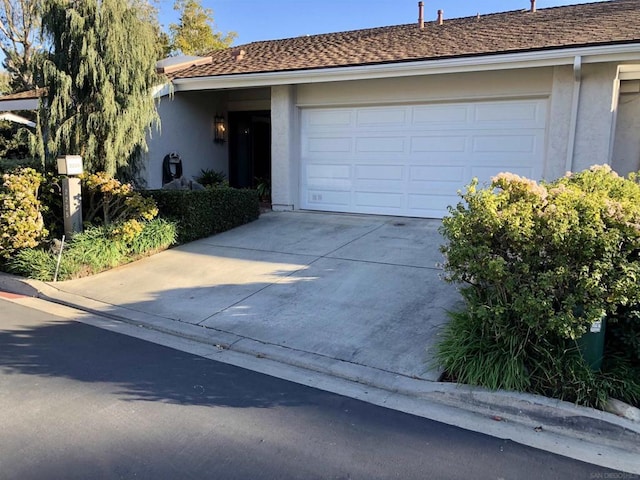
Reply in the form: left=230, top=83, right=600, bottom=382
left=47, top=211, right=462, bottom=381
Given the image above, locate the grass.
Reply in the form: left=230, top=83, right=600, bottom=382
left=434, top=310, right=530, bottom=392
left=436, top=309, right=640, bottom=409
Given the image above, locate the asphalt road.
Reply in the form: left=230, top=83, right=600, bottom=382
left=0, top=298, right=618, bottom=480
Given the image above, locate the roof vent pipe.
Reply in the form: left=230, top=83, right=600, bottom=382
left=437, top=9, right=443, bottom=25
left=418, top=1, right=424, bottom=29
left=530, top=0, right=536, bottom=12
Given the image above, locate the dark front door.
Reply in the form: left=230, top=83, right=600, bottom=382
left=228, top=111, right=271, bottom=190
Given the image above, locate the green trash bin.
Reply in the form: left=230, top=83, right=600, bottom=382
left=577, top=315, right=606, bottom=371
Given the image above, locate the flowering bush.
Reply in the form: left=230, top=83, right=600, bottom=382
left=438, top=165, right=640, bottom=407
left=82, top=172, right=158, bottom=226
left=0, top=168, right=48, bottom=259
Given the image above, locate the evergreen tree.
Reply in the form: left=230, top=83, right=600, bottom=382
left=38, top=0, right=161, bottom=176
left=170, top=0, right=235, bottom=56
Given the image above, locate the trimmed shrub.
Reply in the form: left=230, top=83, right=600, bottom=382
left=438, top=165, right=640, bottom=408
left=0, top=157, right=40, bottom=174
left=0, top=167, right=48, bottom=259
left=145, top=186, right=260, bottom=243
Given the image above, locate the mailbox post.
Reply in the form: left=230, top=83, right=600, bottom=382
left=57, top=155, right=84, bottom=238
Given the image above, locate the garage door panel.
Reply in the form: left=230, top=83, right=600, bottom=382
left=412, top=105, right=469, bottom=125
left=470, top=166, right=536, bottom=184
left=355, top=182, right=405, bottom=196
left=357, top=108, right=407, bottom=126
left=474, top=101, right=542, bottom=124
left=306, top=164, right=352, bottom=188
left=355, top=165, right=403, bottom=181
left=409, top=181, right=464, bottom=196
left=306, top=110, right=353, bottom=128
left=409, top=166, right=465, bottom=183
left=307, top=189, right=350, bottom=207
left=355, top=192, right=404, bottom=210
left=472, top=135, right=538, bottom=153
left=306, top=137, right=352, bottom=154
left=411, top=136, right=468, bottom=153
left=356, top=137, right=406, bottom=153
left=300, top=99, right=547, bottom=218
left=307, top=164, right=350, bottom=179
left=408, top=193, right=459, bottom=217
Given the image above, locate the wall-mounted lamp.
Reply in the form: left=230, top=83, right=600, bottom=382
left=214, top=114, right=226, bottom=143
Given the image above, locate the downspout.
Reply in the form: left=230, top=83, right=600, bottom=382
left=607, top=67, right=622, bottom=166
left=565, top=55, right=582, bottom=173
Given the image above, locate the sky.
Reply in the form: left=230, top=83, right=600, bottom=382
left=155, top=0, right=604, bottom=46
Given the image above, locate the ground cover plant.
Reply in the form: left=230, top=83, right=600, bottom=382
left=6, top=217, right=176, bottom=281
left=437, top=165, right=640, bottom=408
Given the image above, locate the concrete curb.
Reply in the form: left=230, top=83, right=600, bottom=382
left=2, top=271, right=639, bottom=473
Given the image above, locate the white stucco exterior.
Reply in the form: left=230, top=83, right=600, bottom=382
left=612, top=81, right=640, bottom=176
left=144, top=88, right=270, bottom=189
left=270, top=85, right=298, bottom=211
left=572, top=63, right=620, bottom=172
left=145, top=91, right=225, bottom=188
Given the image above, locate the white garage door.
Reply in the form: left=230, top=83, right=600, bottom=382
left=300, top=99, right=547, bottom=218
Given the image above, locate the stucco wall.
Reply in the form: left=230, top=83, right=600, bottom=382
left=271, top=85, right=298, bottom=210
left=296, top=68, right=554, bottom=107
left=612, top=83, right=640, bottom=176
left=545, top=65, right=574, bottom=180
left=227, top=88, right=271, bottom=112
left=145, top=91, right=226, bottom=189
left=572, top=63, right=619, bottom=172
left=145, top=88, right=270, bottom=189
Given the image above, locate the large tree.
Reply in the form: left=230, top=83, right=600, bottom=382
left=38, top=0, right=161, bottom=176
left=0, top=0, right=42, bottom=92
left=170, top=0, right=235, bottom=56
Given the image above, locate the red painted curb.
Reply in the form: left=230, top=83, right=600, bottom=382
left=0, top=291, right=25, bottom=300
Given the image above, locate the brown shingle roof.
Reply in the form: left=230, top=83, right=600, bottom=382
left=0, top=88, right=45, bottom=100
left=172, top=0, right=640, bottom=80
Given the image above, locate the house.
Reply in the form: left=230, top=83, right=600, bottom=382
left=0, top=89, right=42, bottom=112
left=3, top=1, right=640, bottom=219
left=0, top=113, right=35, bottom=128
left=149, top=0, right=640, bottom=218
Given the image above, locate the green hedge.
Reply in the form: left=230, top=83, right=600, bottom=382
left=145, top=186, right=260, bottom=243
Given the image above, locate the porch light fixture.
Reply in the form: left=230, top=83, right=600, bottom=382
left=214, top=114, right=226, bottom=143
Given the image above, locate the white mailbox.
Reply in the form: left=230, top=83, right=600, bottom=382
left=56, top=155, right=84, bottom=237
left=57, top=155, right=84, bottom=176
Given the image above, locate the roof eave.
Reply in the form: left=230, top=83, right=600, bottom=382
left=171, top=42, right=640, bottom=92
left=0, top=112, right=36, bottom=127
left=0, top=97, right=40, bottom=112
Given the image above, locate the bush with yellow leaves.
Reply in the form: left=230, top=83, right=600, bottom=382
left=81, top=172, right=158, bottom=242
left=0, top=168, right=48, bottom=259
